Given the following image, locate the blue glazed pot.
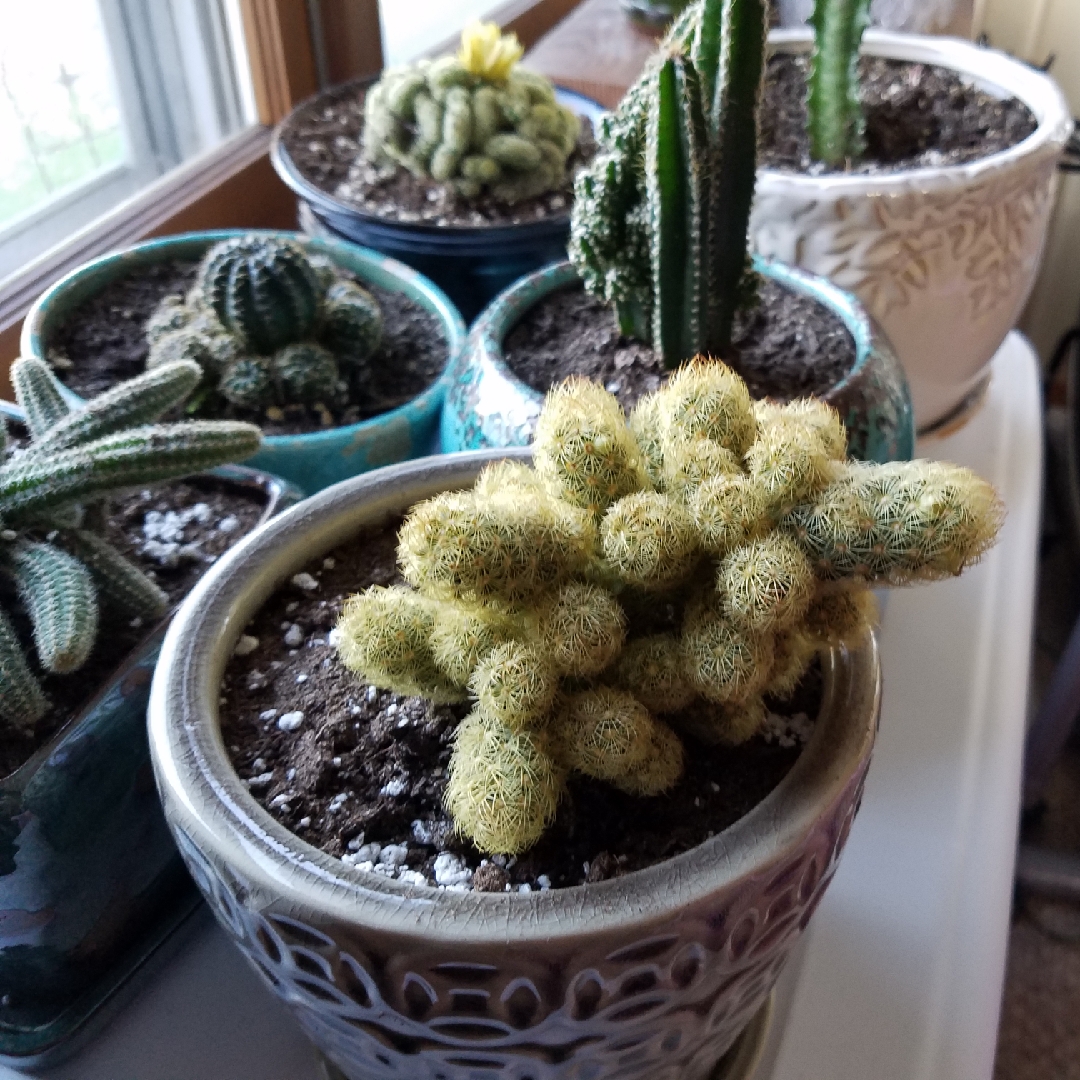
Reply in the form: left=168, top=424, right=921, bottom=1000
left=21, top=230, right=467, bottom=496
left=440, top=259, right=916, bottom=465
left=272, top=85, right=606, bottom=323
left=0, top=440, right=301, bottom=1067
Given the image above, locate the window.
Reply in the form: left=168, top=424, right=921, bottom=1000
left=0, top=0, right=255, bottom=281
left=379, top=0, right=506, bottom=66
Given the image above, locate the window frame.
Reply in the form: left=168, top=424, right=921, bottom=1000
left=0, top=0, right=583, bottom=391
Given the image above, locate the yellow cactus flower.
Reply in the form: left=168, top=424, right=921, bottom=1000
left=458, top=20, right=523, bottom=82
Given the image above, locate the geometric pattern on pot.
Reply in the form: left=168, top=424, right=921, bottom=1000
left=752, top=30, right=1073, bottom=431
left=147, top=452, right=881, bottom=1080
left=172, top=758, right=868, bottom=1080
left=441, top=260, right=915, bottom=465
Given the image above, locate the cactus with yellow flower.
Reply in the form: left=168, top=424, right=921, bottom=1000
left=362, top=20, right=583, bottom=202
left=336, top=365, right=1003, bottom=854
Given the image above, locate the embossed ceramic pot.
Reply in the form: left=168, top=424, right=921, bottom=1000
left=0, top=455, right=299, bottom=1068
left=148, top=451, right=881, bottom=1080
left=752, top=29, right=1074, bottom=431
left=441, top=259, right=915, bottom=464
left=21, top=230, right=467, bottom=496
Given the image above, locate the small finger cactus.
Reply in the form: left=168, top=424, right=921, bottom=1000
left=808, top=0, right=872, bottom=167
left=145, top=234, right=383, bottom=415
left=0, top=358, right=262, bottom=733
left=335, top=364, right=1003, bottom=854
left=362, top=21, right=581, bottom=203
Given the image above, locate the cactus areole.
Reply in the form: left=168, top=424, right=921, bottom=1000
left=361, top=21, right=582, bottom=205
left=570, top=0, right=770, bottom=368
left=0, top=358, right=261, bottom=734
left=336, top=364, right=1002, bottom=855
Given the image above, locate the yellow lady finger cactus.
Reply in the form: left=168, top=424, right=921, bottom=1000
left=335, top=367, right=1004, bottom=854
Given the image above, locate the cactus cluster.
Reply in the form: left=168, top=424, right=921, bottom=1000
left=145, top=235, right=383, bottom=413
left=335, top=364, right=1003, bottom=854
left=0, top=358, right=261, bottom=733
left=362, top=21, right=582, bottom=203
left=807, top=0, right=872, bottom=167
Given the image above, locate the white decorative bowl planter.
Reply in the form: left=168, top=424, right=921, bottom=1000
left=751, top=30, right=1073, bottom=430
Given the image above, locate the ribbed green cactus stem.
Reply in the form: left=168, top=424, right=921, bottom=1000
left=11, top=357, right=71, bottom=438
left=32, top=361, right=202, bottom=454
left=0, top=422, right=261, bottom=520
left=198, top=236, right=321, bottom=354
left=808, top=0, right=871, bottom=167
left=703, top=0, right=768, bottom=352
left=64, top=529, right=169, bottom=622
left=0, top=606, right=47, bottom=729
left=219, top=357, right=274, bottom=410
left=2, top=540, right=98, bottom=674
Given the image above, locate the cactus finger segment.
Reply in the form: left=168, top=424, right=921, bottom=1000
left=64, top=529, right=169, bottom=622
left=0, top=605, right=48, bottom=730
left=11, top=358, right=72, bottom=438
left=3, top=540, right=99, bottom=674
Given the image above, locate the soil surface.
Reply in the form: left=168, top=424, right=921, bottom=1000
left=760, top=54, right=1037, bottom=175
left=46, top=259, right=447, bottom=437
left=278, top=80, right=597, bottom=228
left=502, top=279, right=855, bottom=413
left=0, top=478, right=267, bottom=778
left=221, top=522, right=818, bottom=892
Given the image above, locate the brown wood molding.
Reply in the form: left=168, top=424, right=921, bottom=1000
left=239, top=0, right=320, bottom=124
left=318, top=0, right=383, bottom=85
left=422, top=0, right=585, bottom=60
left=0, top=128, right=296, bottom=395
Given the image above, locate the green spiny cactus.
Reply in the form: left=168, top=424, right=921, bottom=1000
left=808, top=0, right=872, bottom=167
left=362, top=23, right=580, bottom=204
left=570, top=0, right=769, bottom=365
left=145, top=235, right=384, bottom=415
left=0, top=358, right=262, bottom=731
left=334, top=371, right=1003, bottom=854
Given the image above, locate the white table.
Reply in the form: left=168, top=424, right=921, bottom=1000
left=8, top=333, right=1042, bottom=1080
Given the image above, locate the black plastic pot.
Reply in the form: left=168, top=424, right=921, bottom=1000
left=271, top=84, right=605, bottom=323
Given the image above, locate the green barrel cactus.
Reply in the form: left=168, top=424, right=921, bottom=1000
left=335, top=367, right=1003, bottom=854
left=570, top=0, right=769, bottom=366
left=362, top=21, right=581, bottom=203
left=0, top=358, right=261, bottom=733
left=145, top=235, right=383, bottom=415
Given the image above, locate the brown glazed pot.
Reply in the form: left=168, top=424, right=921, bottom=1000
left=148, top=451, right=881, bottom=1080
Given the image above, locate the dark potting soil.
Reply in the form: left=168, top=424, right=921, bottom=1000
left=0, top=478, right=266, bottom=778
left=221, top=522, right=817, bottom=893
left=278, top=80, right=597, bottom=227
left=760, top=53, right=1037, bottom=175
left=46, top=259, right=448, bottom=437
left=502, top=279, right=855, bottom=413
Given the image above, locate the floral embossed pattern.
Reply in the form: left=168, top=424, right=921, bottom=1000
left=171, top=759, right=868, bottom=1080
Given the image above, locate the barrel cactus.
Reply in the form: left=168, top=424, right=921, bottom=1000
left=0, top=357, right=261, bottom=733
left=362, top=21, right=582, bottom=203
left=335, top=363, right=1003, bottom=854
left=145, top=235, right=383, bottom=414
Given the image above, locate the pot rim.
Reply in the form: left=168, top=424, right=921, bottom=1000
left=149, top=450, right=880, bottom=945
left=269, top=80, right=606, bottom=240
left=0, top=462, right=296, bottom=789
left=18, top=228, right=467, bottom=454
left=467, top=256, right=904, bottom=413
left=759, top=28, right=1074, bottom=194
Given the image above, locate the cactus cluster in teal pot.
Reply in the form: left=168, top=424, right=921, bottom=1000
left=146, top=234, right=383, bottom=413
left=363, top=21, right=581, bottom=203
left=0, top=358, right=260, bottom=731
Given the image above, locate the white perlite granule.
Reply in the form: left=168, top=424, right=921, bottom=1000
left=760, top=710, right=815, bottom=749
left=277, top=711, right=304, bottom=732
left=291, top=572, right=319, bottom=591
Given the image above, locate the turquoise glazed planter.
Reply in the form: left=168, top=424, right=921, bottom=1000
left=440, top=259, right=915, bottom=464
left=0, top=426, right=301, bottom=1065
left=21, top=230, right=467, bottom=496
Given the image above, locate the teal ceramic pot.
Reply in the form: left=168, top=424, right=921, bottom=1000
left=0, top=440, right=301, bottom=1067
left=440, top=259, right=916, bottom=464
left=21, top=230, right=467, bottom=496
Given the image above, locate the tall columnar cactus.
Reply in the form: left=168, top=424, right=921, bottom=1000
left=362, top=21, right=582, bottom=203
left=807, top=0, right=872, bottom=167
left=146, top=235, right=383, bottom=413
left=335, top=362, right=1003, bottom=854
left=0, top=358, right=261, bottom=733
left=570, top=0, right=769, bottom=366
